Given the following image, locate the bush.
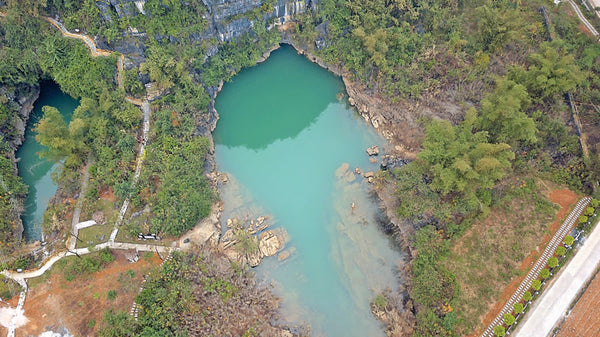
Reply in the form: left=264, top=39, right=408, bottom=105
left=514, top=302, right=524, bottom=314
left=564, top=235, right=575, bottom=246
left=555, top=246, right=566, bottom=256
left=548, top=257, right=559, bottom=268
left=504, top=313, right=515, bottom=326
left=585, top=207, right=595, bottom=216
left=107, top=290, right=117, bottom=300
left=540, top=268, right=550, bottom=279
left=99, top=248, right=114, bottom=263
left=532, top=279, right=542, bottom=291
left=494, top=325, right=506, bottom=337
left=371, top=293, right=389, bottom=311
left=523, top=291, right=532, bottom=301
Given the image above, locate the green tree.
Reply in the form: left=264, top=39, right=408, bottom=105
left=35, top=106, right=70, bottom=160
left=579, top=215, right=589, bottom=224
left=548, top=257, right=559, bottom=268
left=591, top=199, right=600, bottom=208
left=584, top=207, right=595, bottom=217
left=514, top=302, right=524, bottom=314
left=532, top=279, right=542, bottom=291
left=564, top=235, right=575, bottom=246
left=418, top=109, right=515, bottom=202
left=539, top=268, right=550, bottom=279
left=503, top=313, right=515, bottom=326
left=555, top=246, right=566, bottom=256
left=494, top=325, right=506, bottom=337
left=510, top=40, right=584, bottom=101
left=523, top=291, right=532, bottom=302
left=476, top=79, right=537, bottom=145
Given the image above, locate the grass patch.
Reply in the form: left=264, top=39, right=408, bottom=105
left=76, top=224, right=113, bottom=249
left=445, top=177, right=562, bottom=333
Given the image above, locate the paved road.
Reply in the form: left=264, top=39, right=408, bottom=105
left=568, top=0, right=600, bottom=36
left=516, top=218, right=600, bottom=337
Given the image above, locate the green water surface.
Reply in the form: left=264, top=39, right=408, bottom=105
left=16, top=82, right=78, bottom=241
left=214, top=45, right=402, bottom=336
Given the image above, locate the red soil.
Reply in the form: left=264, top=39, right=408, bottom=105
left=555, top=270, right=600, bottom=336
left=16, top=251, right=160, bottom=337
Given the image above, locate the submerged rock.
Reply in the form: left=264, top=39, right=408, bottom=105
left=366, top=146, right=380, bottom=156
left=259, top=230, right=283, bottom=257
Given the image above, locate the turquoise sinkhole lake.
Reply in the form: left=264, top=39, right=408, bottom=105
left=16, top=82, right=78, bottom=241
left=214, top=45, right=403, bottom=336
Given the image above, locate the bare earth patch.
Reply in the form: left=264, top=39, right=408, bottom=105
left=555, top=269, right=600, bottom=336
left=16, top=250, right=160, bottom=337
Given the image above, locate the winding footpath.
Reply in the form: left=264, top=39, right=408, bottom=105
left=481, top=197, right=591, bottom=337
left=0, top=14, right=161, bottom=337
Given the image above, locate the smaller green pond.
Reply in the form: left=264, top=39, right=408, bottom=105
left=214, top=45, right=403, bottom=337
left=16, top=82, right=78, bottom=241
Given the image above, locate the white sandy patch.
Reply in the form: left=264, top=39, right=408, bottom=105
left=0, top=306, right=28, bottom=328
left=39, top=331, right=74, bottom=337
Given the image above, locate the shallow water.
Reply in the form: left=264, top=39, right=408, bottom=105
left=214, top=45, right=403, bottom=336
left=16, top=82, right=78, bottom=241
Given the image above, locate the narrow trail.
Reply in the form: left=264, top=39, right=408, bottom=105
left=110, top=100, right=150, bottom=243
left=481, top=197, right=591, bottom=337
left=68, top=160, right=90, bottom=251
left=0, top=14, right=161, bottom=337
left=6, top=279, right=26, bottom=337
left=44, top=17, right=112, bottom=56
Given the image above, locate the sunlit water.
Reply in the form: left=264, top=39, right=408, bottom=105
left=214, top=45, right=403, bottom=336
left=16, top=82, right=78, bottom=241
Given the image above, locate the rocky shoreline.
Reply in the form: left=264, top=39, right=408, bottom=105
left=1, top=84, right=40, bottom=245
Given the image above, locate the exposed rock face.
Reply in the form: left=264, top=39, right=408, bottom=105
left=0, top=83, right=40, bottom=244
left=258, top=230, right=283, bottom=256
left=179, top=202, right=223, bottom=247
left=380, top=155, right=408, bottom=171
left=0, top=84, right=40, bottom=150
left=366, top=146, right=379, bottom=156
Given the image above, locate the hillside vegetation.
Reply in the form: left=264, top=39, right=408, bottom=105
left=1, top=0, right=600, bottom=336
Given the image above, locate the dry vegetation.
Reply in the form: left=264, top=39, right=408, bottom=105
left=445, top=178, right=577, bottom=334
left=17, top=250, right=160, bottom=337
